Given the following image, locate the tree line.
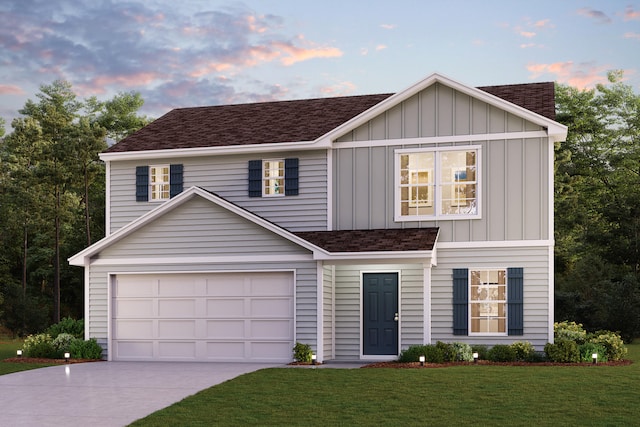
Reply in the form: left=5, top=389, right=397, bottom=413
left=1, top=74, right=639, bottom=340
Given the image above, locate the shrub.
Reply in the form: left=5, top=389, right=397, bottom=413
left=511, top=341, right=535, bottom=361
left=52, top=333, right=76, bottom=352
left=398, top=344, right=448, bottom=363
left=68, top=338, right=103, bottom=360
left=487, top=344, right=517, bottom=362
left=554, top=321, right=587, bottom=344
left=471, top=344, right=489, bottom=360
left=589, top=330, right=627, bottom=361
left=45, top=317, right=84, bottom=339
left=292, top=342, right=313, bottom=362
left=578, top=342, right=608, bottom=363
left=435, top=341, right=457, bottom=362
left=23, top=333, right=59, bottom=359
left=451, top=342, right=473, bottom=362
left=399, top=345, right=427, bottom=362
left=544, top=340, right=580, bottom=363
left=422, top=345, right=446, bottom=363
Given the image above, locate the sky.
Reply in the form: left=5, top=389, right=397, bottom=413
left=1, top=0, right=639, bottom=128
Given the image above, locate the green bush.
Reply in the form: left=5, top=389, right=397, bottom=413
left=487, top=344, right=517, bottom=362
left=578, top=342, right=608, bottom=363
left=589, top=330, right=627, bottom=361
left=511, top=341, right=535, bottom=361
left=23, top=333, right=60, bottom=358
left=554, top=321, right=587, bottom=344
left=451, top=342, right=473, bottom=362
left=435, top=341, right=457, bottom=362
left=45, top=317, right=84, bottom=339
left=292, top=342, right=313, bottom=362
left=544, top=340, right=580, bottom=363
left=399, top=345, right=430, bottom=362
left=68, top=338, right=103, bottom=359
left=422, top=345, right=446, bottom=363
left=471, top=344, right=489, bottom=360
left=52, top=333, right=75, bottom=352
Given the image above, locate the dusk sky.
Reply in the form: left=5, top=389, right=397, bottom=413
left=1, top=0, right=639, bottom=128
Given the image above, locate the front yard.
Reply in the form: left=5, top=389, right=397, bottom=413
left=131, top=343, right=640, bottom=426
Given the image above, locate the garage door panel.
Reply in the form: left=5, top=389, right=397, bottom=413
left=115, top=299, right=155, bottom=317
left=158, top=341, right=196, bottom=359
left=250, top=320, right=293, bottom=339
left=207, top=298, right=244, bottom=317
left=115, top=320, right=154, bottom=339
left=158, top=320, right=196, bottom=338
left=158, top=299, right=196, bottom=317
left=113, top=272, right=294, bottom=362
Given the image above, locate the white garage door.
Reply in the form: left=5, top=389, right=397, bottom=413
left=112, top=272, right=294, bottom=362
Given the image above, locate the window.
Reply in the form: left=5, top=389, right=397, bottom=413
left=453, top=267, right=523, bottom=336
left=263, top=160, right=285, bottom=196
left=248, top=158, right=299, bottom=197
left=470, top=269, right=507, bottom=334
left=396, top=147, right=479, bottom=220
left=135, top=164, right=183, bottom=202
left=150, top=165, right=170, bottom=201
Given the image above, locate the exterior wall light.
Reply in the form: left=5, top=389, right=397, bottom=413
left=473, top=352, right=479, bottom=363
left=419, top=355, right=425, bottom=366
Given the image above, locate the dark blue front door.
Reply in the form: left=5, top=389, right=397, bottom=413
left=363, top=273, right=398, bottom=355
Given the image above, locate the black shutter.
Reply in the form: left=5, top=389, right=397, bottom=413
left=136, top=166, right=149, bottom=202
left=507, top=267, right=524, bottom=335
left=284, top=158, right=299, bottom=196
left=248, top=160, right=262, bottom=197
left=452, top=268, right=469, bottom=336
left=169, top=164, right=183, bottom=198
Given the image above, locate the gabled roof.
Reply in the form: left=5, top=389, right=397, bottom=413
left=104, top=73, right=560, bottom=155
left=69, top=187, right=438, bottom=266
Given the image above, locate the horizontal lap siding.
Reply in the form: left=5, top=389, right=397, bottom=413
left=87, top=261, right=318, bottom=359
left=333, top=264, right=424, bottom=360
left=431, top=246, right=551, bottom=349
left=322, top=265, right=334, bottom=359
left=108, top=151, right=327, bottom=233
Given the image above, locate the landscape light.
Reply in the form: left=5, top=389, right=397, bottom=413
left=16, top=349, right=22, bottom=357
left=419, top=355, right=425, bottom=366
left=64, top=352, right=70, bottom=363
left=473, top=352, right=479, bottom=364
left=592, top=353, right=598, bottom=364
left=311, top=354, right=317, bottom=365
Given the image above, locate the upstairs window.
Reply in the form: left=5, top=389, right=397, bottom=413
left=248, top=158, right=299, bottom=197
left=396, top=147, right=479, bottom=220
left=263, top=160, right=285, bottom=196
left=150, top=165, right=170, bottom=201
left=136, top=164, right=183, bottom=202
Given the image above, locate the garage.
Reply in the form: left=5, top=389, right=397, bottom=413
left=111, top=272, right=295, bottom=362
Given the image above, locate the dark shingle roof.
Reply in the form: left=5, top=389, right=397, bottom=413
left=295, top=228, right=439, bottom=252
left=105, top=81, right=555, bottom=153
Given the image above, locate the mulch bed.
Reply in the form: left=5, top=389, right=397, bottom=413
left=2, top=357, right=103, bottom=364
left=362, top=360, right=633, bottom=368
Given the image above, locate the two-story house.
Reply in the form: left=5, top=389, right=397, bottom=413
left=69, top=73, right=567, bottom=363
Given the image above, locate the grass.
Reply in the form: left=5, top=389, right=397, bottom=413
left=0, top=337, right=56, bottom=375
left=131, top=343, right=640, bottom=427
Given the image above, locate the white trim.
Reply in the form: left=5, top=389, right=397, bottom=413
left=100, top=139, right=331, bottom=161
left=423, top=265, right=431, bottom=345
left=359, top=270, right=402, bottom=359
left=331, top=265, right=336, bottom=360
left=467, top=267, right=509, bottom=337
left=326, top=148, right=333, bottom=230
left=315, top=251, right=434, bottom=261
left=90, top=254, right=314, bottom=266
left=107, top=274, right=114, bottom=361
left=316, top=261, right=324, bottom=363
left=318, top=73, right=567, bottom=144
left=437, top=240, right=553, bottom=249
left=548, top=137, right=555, bottom=344
left=84, top=260, right=90, bottom=340
left=104, top=161, right=111, bottom=236
left=335, top=131, right=550, bottom=149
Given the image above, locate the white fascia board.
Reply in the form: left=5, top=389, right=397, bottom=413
left=317, top=72, right=568, bottom=144
left=90, top=254, right=314, bottom=266
left=99, top=139, right=332, bottom=162
left=315, top=250, right=434, bottom=262
left=68, top=186, right=330, bottom=266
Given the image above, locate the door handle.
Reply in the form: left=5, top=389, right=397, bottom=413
left=394, top=313, right=399, bottom=322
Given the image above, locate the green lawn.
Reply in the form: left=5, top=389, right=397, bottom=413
left=0, top=337, right=56, bottom=375
left=131, top=343, right=640, bottom=427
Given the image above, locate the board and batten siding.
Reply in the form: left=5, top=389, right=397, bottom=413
left=108, top=150, right=328, bottom=234
left=332, top=83, right=550, bottom=243
left=332, top=264, right=424, bottom=360
left=86, top=261, right=318, bottom=359
left=431, top=246, right=551, bottom=349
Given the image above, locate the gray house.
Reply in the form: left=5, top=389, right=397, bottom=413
left=69, top=73, right=567, bottom=363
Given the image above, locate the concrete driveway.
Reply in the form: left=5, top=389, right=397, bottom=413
left=0, top=361, right=276, bottom=426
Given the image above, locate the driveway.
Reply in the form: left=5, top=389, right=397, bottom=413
left=0, top=361, right=276, bottom=426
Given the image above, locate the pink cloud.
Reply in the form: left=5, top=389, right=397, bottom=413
left=534, top=19, right=554, bottom=28
left=380, top=24, right=396, bottom=30
left=624, top=6, right=640, bottom=21
left=625, top=32, right=640, bottom=40
left=274, top=39, right=343, bottom=66
left=75, top=72, right=163, bottom=95
left=318, top=81, right=356, bottom=96
left=375, top=44, right=387, bottom=51
left=577, top=8, right=612, bottom=24
left=0, top=84, right=25, bottom=95
left=520, top=31, right=536, bottom=38
left=527, top=61, right=610, bottom=89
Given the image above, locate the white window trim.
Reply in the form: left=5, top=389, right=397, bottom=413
left=262, top=158, right=285, bottom=197
left=394, top=145, right=482, bottom=221
left=468, top=267, right=508, bottom=337
left=149, top=164, right=170, bottom=202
